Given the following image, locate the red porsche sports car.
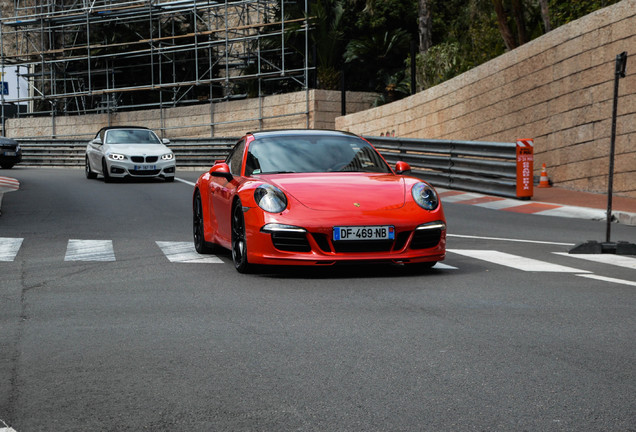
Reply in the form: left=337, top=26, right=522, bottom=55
left=193, top=130, right=446, bottom=273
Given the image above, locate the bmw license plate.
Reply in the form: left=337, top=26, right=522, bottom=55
left=333, top=226, right=395, bottom=241
left=133, top=165, right=156, bottom=171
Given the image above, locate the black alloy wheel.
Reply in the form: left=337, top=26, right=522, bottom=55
left=193, top=190, right=215, bottom=254
left=231, top=200, right=251, bottom=273
left=85, top=156, right=97, bottom=179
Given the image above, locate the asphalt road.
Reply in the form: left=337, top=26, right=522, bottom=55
left=1, top=168, right=635, bottom=431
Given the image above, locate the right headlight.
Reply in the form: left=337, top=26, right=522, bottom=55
left=107, top=153, right=126, bottom=161
left=412, top=182, right=439, bottom=210
left=254, top=184, right=288, bottom=213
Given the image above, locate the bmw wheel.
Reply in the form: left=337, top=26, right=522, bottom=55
left=231, top=200, right=251, bottom=273
left=102, top=159, right=111, bottom=183
left=85, top=156, right=97, bottom=179
left=193, top=190, right=216, bottom=254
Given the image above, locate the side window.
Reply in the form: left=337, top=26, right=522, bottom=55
left=227, top=139, right=246, bottom=176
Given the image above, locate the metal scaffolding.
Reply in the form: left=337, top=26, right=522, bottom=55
left=0, top=0, right=310, bottom=137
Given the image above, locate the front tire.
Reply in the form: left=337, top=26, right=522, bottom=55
left=85, top=157, right=97, bottom=179
left=231, top=200, right=251, bottom=274
left=102, top=159, right=112, bottom=183
left=193, top=190, right=216, bottom=254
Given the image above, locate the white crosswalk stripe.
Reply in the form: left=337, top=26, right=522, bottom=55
left=553, top=252, right=636, bottom=270
left=447, top=249, right=590, bottom=273
left=65, top=239, right=115, bottom=262
left=0, top=237, right=23, bottom=262
left=156, top=241, right=223, bottom=263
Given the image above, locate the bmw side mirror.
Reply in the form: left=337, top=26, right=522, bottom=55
left=162, top=138, right=170, bottom=144
left=209, top=162, right=233, bottom=181
left=395, top=161, right=412, bottom=175
left=91, top=138, right=102, bottom=145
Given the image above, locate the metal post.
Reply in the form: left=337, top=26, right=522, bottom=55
left=606, top=51, right=627, bottom=242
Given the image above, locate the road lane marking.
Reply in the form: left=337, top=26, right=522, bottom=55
left=434, top=262, right=458, bottom=270
left=553, top=252, right=636, bottom=270
left=65, top=239, right=115, bottom=262
left=156, top=241, right=223, bottom=263
left=447, top=249, right=590, bottom=273
left=577, top=274, right=636, bottom=287
left=175, top=177, right=196, bottom=187
left=447, top=234, right=575, bottom=246
left=0, top=237, right=23, bottom=261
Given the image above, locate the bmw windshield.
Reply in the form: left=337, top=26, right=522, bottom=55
left=105, top=129, right=162, bottom=144
left=245, top=135, right=391, bottom=175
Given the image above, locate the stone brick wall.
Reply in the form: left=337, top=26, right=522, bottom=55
left=5, top=89, right=376, bottom=140
left=336, top=0, right=636, bottom=198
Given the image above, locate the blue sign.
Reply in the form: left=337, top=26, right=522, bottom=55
left=1, top=82, right=7, bottom=95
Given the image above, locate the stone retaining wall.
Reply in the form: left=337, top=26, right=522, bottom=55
left=336, top=0, right=636, bottom=198
left=5, top=90, right=376, bottom=140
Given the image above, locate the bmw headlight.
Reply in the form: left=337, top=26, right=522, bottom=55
left=108, top=153, right=125, bottom=161
left=161, top=153, right=174, bottom=161
left=412, top=182, right=439, bottom=210
left=255, top=184, right=287, bottom=213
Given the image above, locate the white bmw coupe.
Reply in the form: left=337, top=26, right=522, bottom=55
left=85, top=126, right=176, bottom=182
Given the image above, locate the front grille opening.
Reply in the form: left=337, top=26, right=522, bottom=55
left=393, top=231, right=411, bottom=251
left=333, top=240, right=394, bottom=253
left=131, top=156, right=144, bottom=163
left=410, top=228, right=442, bottom=249
left=311, top=233, right=331, bottom=253
left=271, top=231, right=311, bottom=252
left=146, top=156, right=159, bottom=163
left=131, top=169, right=161, bottom=176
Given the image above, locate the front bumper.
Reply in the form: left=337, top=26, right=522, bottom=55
left=106, top=159, right=176, bottom=179
left=243, top=204, right=446, bottom=266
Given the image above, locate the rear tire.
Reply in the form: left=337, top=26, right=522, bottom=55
left=193, top=190, right=217, bottom=254
left=231, top=200, right=252, bottom=274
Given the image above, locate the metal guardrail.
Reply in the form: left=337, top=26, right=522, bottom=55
left=15, top=138, right=238, bottom=169
left=16, top=135, right=524, bottom=198
left=365, top=136, right=520, bottom=198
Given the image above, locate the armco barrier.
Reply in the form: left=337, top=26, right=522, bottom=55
left=16, top=135, right=532, bottom=199
left=16, top=138, right=238, bottom=169
left=365, top=136, right=532, bottom=199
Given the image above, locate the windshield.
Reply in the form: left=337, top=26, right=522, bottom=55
left=245, top=135, right=391, bottom=175
left=105, top=129, right=162, bottom=144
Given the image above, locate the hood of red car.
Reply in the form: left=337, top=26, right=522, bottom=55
left=265, top=173, right=406, bottom=211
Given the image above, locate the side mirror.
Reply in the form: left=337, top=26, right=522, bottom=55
left=91, top=138, right=102, bottom=145
left=162, top=138, right=170, bottom=145
left=209, top=162, right=233, bottom=181
left=395, top=161, right=412, bottom=175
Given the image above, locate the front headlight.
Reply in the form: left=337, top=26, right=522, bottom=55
left=161, top=153, right=174, bottom=161
left=108, top=153, right=125, bottom=161
left=412, top=182, right=439, bottom=210
left=255, top=184, right=287, bottom=213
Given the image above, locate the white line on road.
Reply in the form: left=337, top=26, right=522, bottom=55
left=65, top=239, right=116, bottom=262
left=577, top=274, right=636, bottom=287
left=156, top=241, right=223, bottom=263
left=175, top=177, right=196, bottom=187
left=553, top=252, right=636, bottom=270
left=447, top=249, right=590, bottom=273
left=0, top=237, right=23, bottom=262
left=447, top=234, right=575, bottom=246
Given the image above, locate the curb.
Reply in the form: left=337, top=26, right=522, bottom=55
left=0, top=176, right=20, bottom=216
left=437, top=188, right=636, bottom=226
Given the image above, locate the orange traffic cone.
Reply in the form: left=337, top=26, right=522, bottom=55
left=538, top=163, right=551, bottom=188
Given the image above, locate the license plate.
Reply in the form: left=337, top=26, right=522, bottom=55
left=133, top=164, right=156, bottom=171
left=3, top=151, right=16, bottom=156
left=333, top=226, right=395, bottom=241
